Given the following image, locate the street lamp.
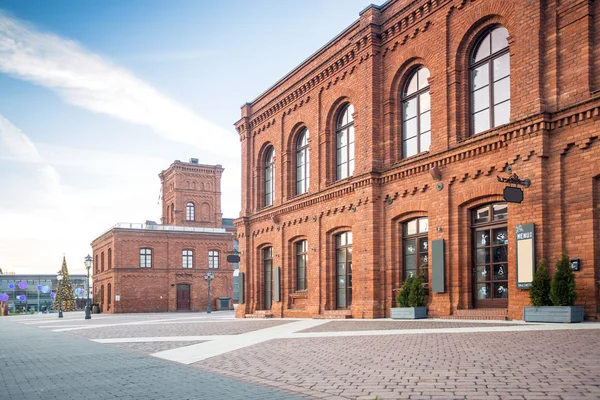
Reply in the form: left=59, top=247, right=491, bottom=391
left=84, top=254, right=92, bottom=320
left=203, top=271, right=215, bottom=313
left=57, top=270, right=63, bottom=318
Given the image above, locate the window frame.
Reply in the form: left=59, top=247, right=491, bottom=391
left=295, top=128, right=310, bottom=195
left=469, top=26, right=510, bottom=135
left=208, top=250, right=219, bottom=269
left=140, top=248, right=152, bottom=269
left=335, top=104, right=355, bottom=181
left=182, top=249, right=193, bottom=269
left=401, top=67, right=431, bottom=158
left=402, top=217, right=429, bottom=281
left=295, top=240, right=308, bottom=291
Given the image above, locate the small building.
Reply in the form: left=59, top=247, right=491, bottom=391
left=0, top=274, right=88, bottom=313
left=234, top=0, right=600, bottom=320
left=91, top=159, right=236, bottom=313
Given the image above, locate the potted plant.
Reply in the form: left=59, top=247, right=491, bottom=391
left=524, top=254, right=584, bottom=323
left=391, top=274, right=427, bottom=319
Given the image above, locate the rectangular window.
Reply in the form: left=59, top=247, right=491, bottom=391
left=182, top=250, right=193, bottom=269
left=140, top=248, right=152, bottom=268
left=208, top=250, right=219, bottom=269
left=296, top=240, right=308, bottom=291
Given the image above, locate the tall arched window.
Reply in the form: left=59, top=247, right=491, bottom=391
left=107, top=248, right=112, bottom=270
left=402, top=67, right=431, bottom=158
left=403, top=217, right=429, bottom=280
left=107, top=283, right=112, bottom=311
left=263, top=247, right=273, bottom=310
left=101, top=251, right=105, bottom=272
left=265, top=147, right=275, bottom=206
left=336, top=104, right=355, bottom=180
left=170, top=203, right=174, bottom=223
left=186, top=202, right=195, bottom=221
left=295, top=240, right=308, bottom=291
left=471, top=26, right=510, bottom=135
left=336, top=231, right=352, bottom=309
left=296, top=128, right=310, bottom=195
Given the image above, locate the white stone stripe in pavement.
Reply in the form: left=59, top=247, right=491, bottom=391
left=152, top=319, right=330, bottom=364
left=94, top=335, right=234, bottom=343
left=50, top=316, right=242, bottom=332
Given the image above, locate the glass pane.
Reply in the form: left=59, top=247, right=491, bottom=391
left=419, top=237, right=428, bottom=252
left=405, top=73, right=418, bottom=95
left=419, top=254, right=428, bottom=269
left=418, top=67, right=430, bottom=89
left=337, top=276, right=346, bottom=287
left=477, top=283, right=491, bottom=299
left=476, top=266, right=490, bottom=282
left=337, top=290, right=346, bottom=308
left=347, top=247, right=352, bottom=261
left=493, top=53, right=510, bottom=80
left=472, top=65, right=489, bottom=90
left=419, top=91, right=430, bottom=112
left=348, top=159, right=354, bottom=176
left=337, top=165, right=344, bottom=180
left=474, top=34, right=490, bottom=62
left=493, top=282, right=508, bottom=298
left=420, top=131, right=431, bottom=152
left=348, top=125, right=354, bottom=144
left=336, top=234, right=344, bottom=247
left=337, top=129, right=347, bottom=147
left=406, top=220, right=417, bottom=235
left=348, top=142, right=355, bottom=161
left=473, top=86, right=490, bottom=112
left=405, top=254, right=416, bottom=272
left=491, top=27, right=509, bottom=54
left=473, top=109, right=490, bottom=134
left=348, top=261, right=352, bottom=275
left=337, top=263, right=346, bottom=275
left=347, top=232, right=352, bottom=244
left=419, top=218, right=429, bottom=233
left=476, top=248, right=490, bottom=265
left=337, top=249, right=346, bottom=263
left=297, top=151, right=304, bottom=168
left=493, top=228, right=508, bottom=245
left=337, top=146, right=347, bottom=164
left=493, top=203, right=508, bottom=221
left=493, top=264, right=508, bottom=281
left=493, top=246, right=508, bottom=263
left=493, top=101, right=510, bottom=126
left=493, top=76, right=510, bottom=104
left=403, top=117, right=417, bottom=139
left=420, top=111, right=431, bottom=134
left=476, top=230, right=490, bottom=247
left=405, top=239, right=416, bottom=255
left=403, top=98, right=417, bottom=119
left=405, top=269, right=416, bottom=278
left=404, top=137, right=418, bottom=158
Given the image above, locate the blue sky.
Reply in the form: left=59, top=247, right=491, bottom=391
left=0, top=0, right=378, bottom=274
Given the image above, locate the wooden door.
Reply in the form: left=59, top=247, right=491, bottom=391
left=177, top=284, right=190, bottom=311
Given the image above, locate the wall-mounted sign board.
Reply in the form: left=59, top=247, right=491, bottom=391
left=431, top=239, right=445, bottom=293
left=516, top=223, right=535, bottom=289
left=239, top=272, right=245, bottom=304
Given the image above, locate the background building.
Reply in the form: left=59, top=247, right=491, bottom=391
left=91, top=159, right=236, bottom=313
left=234, top=0, right=600, bottom=320
left=0, top=274, right=88, bottom=313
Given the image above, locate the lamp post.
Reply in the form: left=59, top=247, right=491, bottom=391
left=84, top=254, right=92, bottom=320
left=204, top=271, right=214, bottom=313
left=57, top=270, right=63, bottom=318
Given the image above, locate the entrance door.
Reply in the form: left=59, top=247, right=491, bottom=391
left=177, top=284, right=190, bottom=311
left=336, top=232, right=353, bottom=309
left=264, top=247, right=273, bottom=310
left=472, top=203, right=509, bottom=308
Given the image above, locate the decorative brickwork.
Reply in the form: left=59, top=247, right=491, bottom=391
left=235, top=0, right=600, bottom=320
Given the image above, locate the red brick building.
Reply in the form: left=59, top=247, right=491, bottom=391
left=234, top=0, right=600, bottom=320
left=91, top=160, right=236, bottom=313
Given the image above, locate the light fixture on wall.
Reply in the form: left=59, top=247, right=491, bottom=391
left=430, top=165, right=442, bottom=180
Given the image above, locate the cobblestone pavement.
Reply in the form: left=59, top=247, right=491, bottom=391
left=298, top=320, right=521, bottom=333
left=9, top=311, right=600, bottom=400
left=0, top=317, right=302, bottom=400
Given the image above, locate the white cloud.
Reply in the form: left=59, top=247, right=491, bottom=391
left=0, top=11, right=239, bottom=156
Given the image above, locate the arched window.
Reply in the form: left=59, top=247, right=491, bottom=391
left=170, top=203, right=174, bottom=223
left=208, top=250, right=219, bottom=269
left=336, top=231, right=352, bottom=309
left=471, top=26, right=510, bottom=135
left=107, top=283, right=112, bottom=311
left=101, top=251, right=105, bottom=272
left=403, top=217, right=429, bottom=280
left=95, top=256, right=99, bottom=274
left=186, top=202, right=195, bottom=221
left=263, top=247, right=273, bottom=310
left=108, top=248, right=112, bottom=270
left=402, top=67, right=431, bottom=158
left=296, top=128, right=310, bottom=195
left=295, top=240, right=308, bottom=291
left=265, top=147, right=275, bottom=206
left=336, top=104, right=355, bottom=180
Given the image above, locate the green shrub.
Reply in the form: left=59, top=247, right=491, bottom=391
left=549, top=253, right=577, bottom=306
left=396, top=275, right=414, bottom=307
left=408, top=275, right=426, bottom=307
left=529, top=259, right=551, bottom=307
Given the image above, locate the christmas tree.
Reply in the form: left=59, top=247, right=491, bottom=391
left=52, top=256, right=77, bottom=312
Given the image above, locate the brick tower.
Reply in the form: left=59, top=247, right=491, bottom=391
left=159, top=159, right=224, bottom=228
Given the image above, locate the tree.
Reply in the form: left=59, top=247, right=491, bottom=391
left=408, top=274, right=426, bottom=307
left=529, top=259, right=551, bottom=307
left=549, top=253, right=577, bottom=307
left=52, top=257, right=77, bottom=312
left=396, top=275, right=414, bottom=307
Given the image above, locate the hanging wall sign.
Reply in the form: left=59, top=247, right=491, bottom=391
left=516, top=223, right=535, bottom=289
